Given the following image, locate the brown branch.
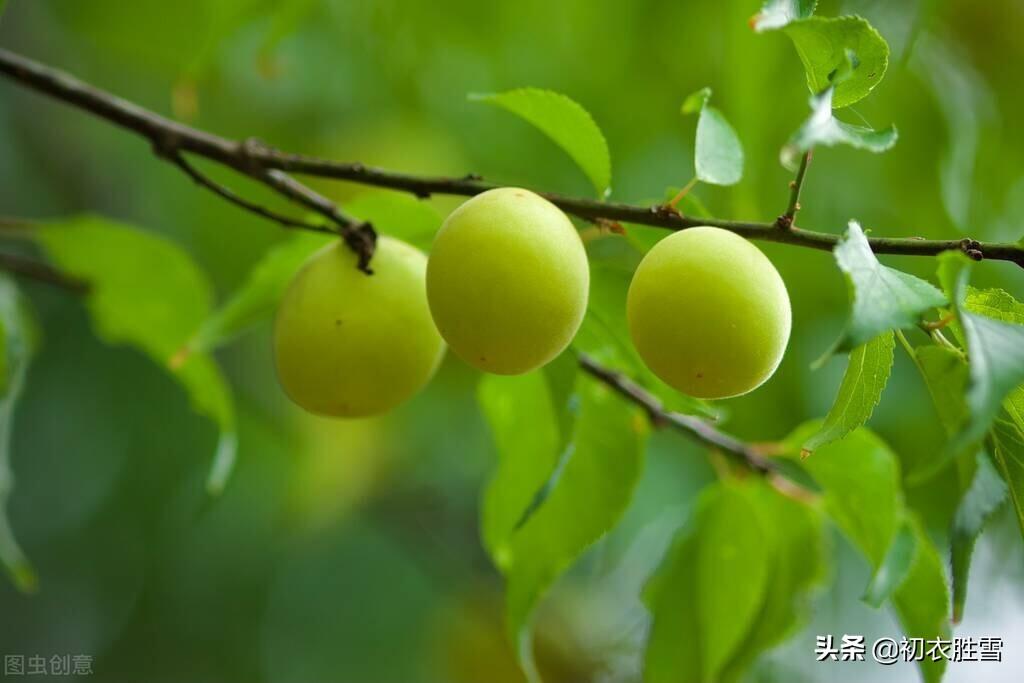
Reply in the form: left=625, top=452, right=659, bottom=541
left=0, top=251, right=89, bottom=293
left=577, top=353, right=775, bottom=475
left=777, top=149, right=811, bottom=229
left=0, top=48, right=1022, bottom=268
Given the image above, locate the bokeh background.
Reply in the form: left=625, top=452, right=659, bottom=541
left=1, top=0, right=1023, bottom=681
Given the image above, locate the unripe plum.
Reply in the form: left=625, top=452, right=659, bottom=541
left=627, top=227, right=791, bottom=399
left=426, top=188, right=589, bottom=374
left=274, top=237, right=444, bottom=417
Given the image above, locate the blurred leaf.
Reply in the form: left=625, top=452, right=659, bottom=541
left=188, top=233, right=328, bottom=354
left=784, top=422, right=950, bottom=682
left=471, top=88, right=611, bottom=196
left=825, top=221, right=945, bottom=357
left=646, top=481, right=823, bottom=682
left=950, top=451, right=1006, bottom=621
left=781, top=87, right=897, bottom=170
left=34, top=216, right=237, bottom=493
left=911, top=36, right=996, bottom=231
left=803, top=331, right=894, bottom=455
left=781, top=15, right=890, bottom=108
left=862, top=519, right=915, bottom=607
left=915, top=345, right=970, bottom=436
left=751, top=0, right=817, bottom=32
left=0, top=1, right=7, bottom=23
left=938, top=252, right=1024, bottom=454
left=720, top=483, right=826, bottom=679
left=788, top=424, right=900, bottom=567
left=891, top=519, right=951, bottom=683
left=346, top=191, right=443, bottom=249
left=482, top=376, right=647, bottom=681
left=682, top=87, right=744, bottom=186
left=0, top=276, right=37, bottom=593
left=990, top=419, right=1024, bottom=539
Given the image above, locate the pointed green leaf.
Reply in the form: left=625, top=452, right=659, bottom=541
left=990, top=418, right=1024, bottom=541
left=751, top=0, right=817, bottom=32
left=826, top=221, right=946, bottom=356
left=951, top=451, right=1006, bottom=621
left=781, top=87, right=897, bottom=170
left=471, top=88, right=611, bottom=196
left=788, top=424, right=901, bottom=566
left=863, top=519, right=916, bottom=607
left=682, top=88, right=744, bottom=186
left=480, top=374, right=647, bottom=681
left=803, top=331, right=895, bottom=454
left=938, top=252, right=1024, bottom=453
left=34, top=216, right=237, bottom=493
left=781, top=15, right=890, bottom=108
left=646, top=481, right=823, bottom=683
left=892, top=519, right=951, bottom=683
left=0, top=277, right=38, bottom=593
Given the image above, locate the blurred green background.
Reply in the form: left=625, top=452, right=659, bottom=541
left=1, top=0, right=1023, bottom=681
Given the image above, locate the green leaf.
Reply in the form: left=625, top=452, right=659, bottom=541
left=891, top=519, right=951, bottom=683
left=788, top=424, right=901, bottom=567
left=938, top=252, right=1024, bottom=453
left=646, top=481, right=823, bottom=683
left=951, top=451, right=1006, bottom=622
left=751, top=0, right=817, bottom=32
left=915, top=345, right=970, bottom=436
left=862, top=519, right=916, bottom=607
left=781, top=15, right=890, bottom=108
left=825, top=221, right=945, bottom=357
left=0, top=276, right=38, bottom=593
left=990, top=418, right=1024, bottom=542
left=188, top=233, right=329, bottom=354
left=781, top=87, right=897, bottom=170
left=803, top=331, right=894, bottom=455
left=471, top=88, right=611, bottom=196
left=480, top=374, right=647, bottom=681
left=682, top=88, right=744, bottom=186
left=784, top=422, right=950, bottom=683
left=34, top=216, right=238, bottom=493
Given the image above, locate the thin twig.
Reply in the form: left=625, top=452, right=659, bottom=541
left=0, top=48, right=1021, bottom=268
left=778, top=149, right=811, bottom=229
left=0, top=251, right=89, bottom=293
left=577, top=353, right=775, bottom=474
left=167, top=152, right=336, bottom=235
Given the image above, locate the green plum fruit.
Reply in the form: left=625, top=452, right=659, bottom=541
left=426, top=188, right=589, bottom=374
left=274, top=237, right=444, bottom=417
left=627, top=227, right=791, bottom=399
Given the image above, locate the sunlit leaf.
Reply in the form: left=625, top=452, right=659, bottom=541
left=682, top=87, right=744, bottom=186
left=824, top=221, right=945, bottom=357
left=751, top=0, right=817, bottom=32
left=803, top=330, right=894, bottom=455
left=781, top=87, right=897, bottom=170
left=34, top=216, right=237, bottom=493
left=480, top=374, right=647, bottom=681
left=0, top=276, right=37, bottom=593
left=781, top=15, right=889, bottom=108
left=938, top=252, right=1024, bottom=453
left=471, top=88, right=611, bottom=196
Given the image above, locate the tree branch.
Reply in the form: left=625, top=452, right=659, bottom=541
left=0, top=48, right=1022, bottom=268
left=778, top=149, right=811, bottom=229
left=0, top=251, right=89, bottom=293
left=578, top=353, right=775, bottom=474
